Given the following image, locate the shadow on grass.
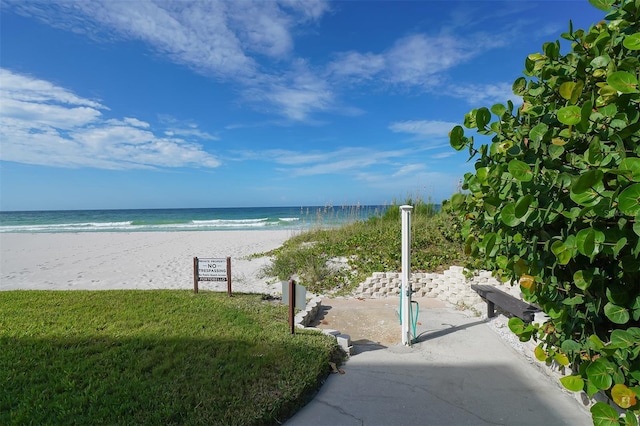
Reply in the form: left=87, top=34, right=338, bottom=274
left=1, top=333, right=338, bottom=426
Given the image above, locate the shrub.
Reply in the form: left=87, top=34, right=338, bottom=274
left=448, top=0, right=639, bottom=423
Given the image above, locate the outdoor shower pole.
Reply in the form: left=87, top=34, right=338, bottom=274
left=400, top=205, right=413, bottom=346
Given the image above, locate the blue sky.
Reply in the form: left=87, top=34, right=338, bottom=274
left=0, top=1, right=604, bottom=211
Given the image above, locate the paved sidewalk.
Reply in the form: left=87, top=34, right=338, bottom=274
left=286, top=299, right=591, bottom=426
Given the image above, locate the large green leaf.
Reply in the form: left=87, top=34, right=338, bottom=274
left=619, top=158, right=640, bottom=182
left=604, top=302, right=630, bottom=324
left=591, top=55, right=611, bottom=69
left=476, top=107, right=491, bottom=129
left=559, top=82, right=577, bottom=100
left=624, top=33, right=640, bottom=50
left=508, top=160, right=533, bottom=182
left=529, top=122, right=548, bottom=143
left=514, top=195, right=533, bottom=219
left=610, top=330, right=634, bottom=349
left=560, top=375, right=584, bottom=392
left=557, top=106, right=582, bottom=125
left=572, top=170, right=603, bottom=194
left=618, top=184, right=640, bottom=216
left=500, top=203, right=521, bottom=227
left=586, top=358, right=614, bottom=390
left=551, top=240, right=572, bottom=265
left=490, top=103, right=507, bottom=117
left=607, top=71, right=639, bottom=94
left=513, top=77, right=526, bottom=95
left=573, top=270, right=593, bottom=290
left=576, top=228, right=605, bottom=258
left=450, top=126, right=466, bottom=150
left=590, top=402, right=619, bottom=426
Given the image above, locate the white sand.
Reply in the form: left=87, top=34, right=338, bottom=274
left=0, top=231, right=292, bottom=293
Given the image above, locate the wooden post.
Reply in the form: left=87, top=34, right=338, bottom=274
left=193, top=257, right=199, bottom=294
left=226, top=256, right=232, bottom=296
left=289, top=279, right=296, bottom=335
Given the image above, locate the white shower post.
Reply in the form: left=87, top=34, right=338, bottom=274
left=400, top=205, right=413, bottom=346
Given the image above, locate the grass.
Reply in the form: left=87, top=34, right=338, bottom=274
left=0, top=290, right=342, bottom=425
left=260, top=200, right=469, bottom=294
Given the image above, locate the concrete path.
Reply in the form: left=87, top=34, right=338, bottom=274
left=286, top=298, right=591, bottom=426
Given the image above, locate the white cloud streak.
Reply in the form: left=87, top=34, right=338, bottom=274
left=0, top=68, right=220, bottom=170
left=4, top=0, right=525, bottom=121
left=389, top=120, right=459, bottom=139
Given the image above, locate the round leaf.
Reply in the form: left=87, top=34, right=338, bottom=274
left=560, top=375, right=584, bottom=392
left=619, top=158, right=640, bottom=182
left=450, top=126, right=466, bottom=150
left=512, top=77, right=526, bottom=95
left=610, top=330, right=634, bottom=348
left=490, top=103, right=507, bottom=116
left=551, top=240, right=572, bottom=265
left=529, top=122, right=548, bottom=143
left=590, top=402, right=619, bottom=426
left=604, top=302, right=630, bottom=325
left=557, top=105, right=582, bottom=125
left=572, top=170, right=603, bottom=194
left=576, top=228, right=605, bottom=258
left=624, top=33, right=640, bottom=50
left=476, top=107, right=491, bottom=129
left=590, top=55, right=611, bottom=69
left=586, top=358, right=613, bottom=390
left=508, top=160, right=533, bottom=182
left=520, top=274, right=535, bottom=290
left=561, top=339, right=582, bottom=353
left=573, top=270, right=593, bottom=290
left=500, top=203, right=520, bottom=227
left=611, top=384, right=637, bottom=409
left=450, top=193, right=465, bottom=208
left=534, top=345, right=547, bottom=361
left=607, top=71, right=639, bottom=94
left=559, top=82, right=576, bottom=100
left=514, top=195, right=533, bottom=219
left=508, top=317, right=525, bottom=334
left=618, top=184, right=640, bottom=216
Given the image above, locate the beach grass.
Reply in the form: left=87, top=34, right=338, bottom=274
left=0, top=290, right=341, bottom=425
left=261, top=201, right=467, bottom=294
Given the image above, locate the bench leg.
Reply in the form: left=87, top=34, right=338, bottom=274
left=487, top=300, right=496, bottom=318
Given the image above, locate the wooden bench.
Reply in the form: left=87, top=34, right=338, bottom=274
left=471, top=284, right=541, bottom=323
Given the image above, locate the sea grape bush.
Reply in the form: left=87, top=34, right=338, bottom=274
left=447, top=0, right=640, bottom=424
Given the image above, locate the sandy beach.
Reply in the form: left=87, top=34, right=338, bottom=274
left=0, top=231, right=292, bottom=293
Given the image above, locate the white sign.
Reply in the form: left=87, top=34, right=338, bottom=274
left=198, top=258, right=228, bottom=281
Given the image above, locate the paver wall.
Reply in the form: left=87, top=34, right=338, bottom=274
left=356, top=266, right=524, bottom=310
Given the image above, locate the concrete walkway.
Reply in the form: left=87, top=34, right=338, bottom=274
left=286, top=300, right=591, bottom=426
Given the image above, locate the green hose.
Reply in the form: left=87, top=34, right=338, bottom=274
left=410, top=300, right=419, bottom=344
left=399, top=292, right=420, bottom=344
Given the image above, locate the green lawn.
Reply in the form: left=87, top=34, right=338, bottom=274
left=0, top=290, right=340, bottom=425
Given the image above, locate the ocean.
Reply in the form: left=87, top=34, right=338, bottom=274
left=0, top=206, right=387, bottom=233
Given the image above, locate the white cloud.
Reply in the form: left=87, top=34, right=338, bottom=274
left=237, top=145, right=424, bottom=178
left=327, top=51, right=385, bottom=81
left=447, top=82, right=521, bottom=106
left=244, top=60, right=334, bottom=121
left=0, top=68, right=220, bottom=170
left=389, top=120, right=459, bottom=139
left=393, top=163, right=426, bottom=177
left=385, top=34, right=473, bottom=87
left=5, top=0, right=333, bottom=122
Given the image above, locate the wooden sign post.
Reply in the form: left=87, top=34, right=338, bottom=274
left=193, top=257, right=232, bottom=295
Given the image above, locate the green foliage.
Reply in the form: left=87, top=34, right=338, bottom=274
left=262, top=201, right=467, bottom=294
left=447, top=0, right=640, bottom=423
left=0, top=291, right=341, bottom=425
